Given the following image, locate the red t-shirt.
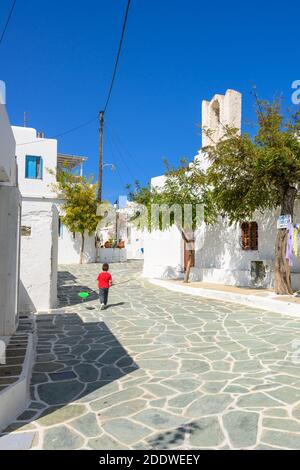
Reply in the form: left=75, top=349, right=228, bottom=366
left=97, top=272, right=112, bottom=289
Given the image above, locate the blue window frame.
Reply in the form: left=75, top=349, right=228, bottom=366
left=25, top=156, right=43, bottom=179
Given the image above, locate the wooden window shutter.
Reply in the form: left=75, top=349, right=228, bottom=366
left=241, top=222, right=250, bottom=250
left=241, top=222, right=258, bottom=251
left=250, top=222, right=258, bottom=250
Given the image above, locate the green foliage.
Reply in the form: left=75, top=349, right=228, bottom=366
left=129, top=159, right=216, bottom=233
left=52, top=169, right=101, bottom=236
left=205, top=97, right=300, bottom=222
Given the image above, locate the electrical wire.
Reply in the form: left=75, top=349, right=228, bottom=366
left=106, top=124, right=136, bottom=182
left=105, top=126, right=129, bottom=189
left=107, top=123, right=145, bottom=172
left=0, top=0, right=17, bottom=47
left=16, top=115, right=98, bottom=146
left=102, top=0, right=131, bottom=114
left=16, top=0, right=132, bottom=147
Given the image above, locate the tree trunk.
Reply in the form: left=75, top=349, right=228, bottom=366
left=275, top=187, right=297, bottom=295
left=80, top=232, right=85, bottom=265
left=184, top=250, right=193, bottom=283
left=275, top=230, right=292, bottom=294
left=181, top=230, right=195, bottom=284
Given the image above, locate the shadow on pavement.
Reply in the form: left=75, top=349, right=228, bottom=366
left=57, top=271, right=99, bottom=307
left=2, top=312, right=138, bottom=435
left=148, top=422, right=203, bottom=449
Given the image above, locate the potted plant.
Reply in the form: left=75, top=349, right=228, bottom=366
left=104, top=238, right=114, bottom=248
left=117, top=240, right=125, bottom=249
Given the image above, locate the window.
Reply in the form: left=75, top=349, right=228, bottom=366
left=241, top=222, right=258, bottom=250
left=58, top=217, right=64, bottom=238
left=25, top=156, right=43, bottom=179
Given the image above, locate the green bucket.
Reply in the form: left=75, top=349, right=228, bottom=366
left=78, top=292, right=90, bottom=301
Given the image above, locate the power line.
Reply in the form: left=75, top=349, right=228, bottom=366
left=16, top=0, right=132, bottom=148
left=16, top=115, right=98, bottom=146
left=0, top=0, right=17, bottom=47
left=107, top=123, right=145, bottom=172
left=105, top=131, right=128, bottom=189
left=53, top=115, right=98, bottom=139
left=102, top=0, right=131, bottom=114
left=106, top=124, right=136, bottom=182
left=15, top=0, right=131, bottom=168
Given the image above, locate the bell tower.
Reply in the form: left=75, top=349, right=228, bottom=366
left=202, top=89, right=242, bottom=147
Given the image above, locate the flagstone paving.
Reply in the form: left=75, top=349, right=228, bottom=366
left=3, top=261, right=300, bottom=449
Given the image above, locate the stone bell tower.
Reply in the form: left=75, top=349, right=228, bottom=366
left=201, top=89, right=242, bottom=148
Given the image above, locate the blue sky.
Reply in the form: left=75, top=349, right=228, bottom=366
left=1, top=0, right=299, bottom=202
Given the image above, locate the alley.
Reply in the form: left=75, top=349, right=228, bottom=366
left=3, top=261, right=300, bottom=450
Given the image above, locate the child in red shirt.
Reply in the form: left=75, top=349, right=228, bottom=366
left=97, top=263, right=112, bottom=310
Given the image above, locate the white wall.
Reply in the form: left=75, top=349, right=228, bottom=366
left=117, top=212, right=144, bottom=260
left=99, top=248, right=127, bottom=264
left=0, top=104, right=16, bottom=183
left=0, top=100, right=21, bottom=337
left=56, top=201, right=96, bottom=264
left=50, top=206, right=58, bottom=306
left=12, top=126, right=57, bottom=198
left=142, top=174, right=183, bottom=278
left=19, top=200, right=58, bottom=312
left=126, top=225, right=144, bottom=260
left=58, top=226, right=96, bottom=264
left=143, top=171, right=300, bottom=289
left=12, top=127, right=60, bottom=311
left=143, top=226, right=183, bottom=279
left=198, top=206, right=300, bottom=290
left=142, top=207, right=300, bottom=290
left=0, top=186, right=21, bottom=336
left=151, top=174, right=167, bottom=189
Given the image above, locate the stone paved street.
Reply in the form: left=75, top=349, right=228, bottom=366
left=3, top=261, right=300, bottom=449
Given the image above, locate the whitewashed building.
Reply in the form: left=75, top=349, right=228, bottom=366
left=12, top=126, right=96, bottom=312
left=143, top=89, right=300, bottom=290
left=56, top=153, right=97, bottom=265
left=98, top=197, right=144, bottom=263
left=0, top=95, right=21, bottom=336
left=12, top=126, right=59, bottom=312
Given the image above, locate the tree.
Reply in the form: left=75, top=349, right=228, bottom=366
left=129, top=160, right=216, bottom=283
left=52, top=170, right=101, bottom=264
left=205, top=97, right=300, bottom=295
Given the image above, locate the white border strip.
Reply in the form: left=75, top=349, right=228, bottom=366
left=149, top=279, right=300, bottom=319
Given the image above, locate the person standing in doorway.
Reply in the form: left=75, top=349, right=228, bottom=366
left=97, top=263, right=112, bottom=310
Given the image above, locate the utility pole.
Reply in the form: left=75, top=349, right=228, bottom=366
left=23, top=111, right=27, bottom=127
left=98, top=111, right=104, bottom=203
